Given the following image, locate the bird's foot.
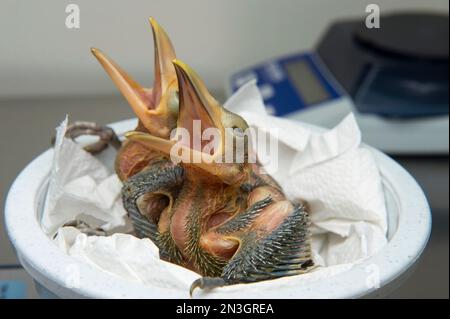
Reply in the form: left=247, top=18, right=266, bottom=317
left=52, top=121, right=122, bottom=154
left=60, top=219, right=107, bottom=237
left=189, top=277, right=227, bottom=297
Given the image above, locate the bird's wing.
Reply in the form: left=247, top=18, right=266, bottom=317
left=219, top=202, right=314, bottom=284
left=122, top=163, right=184, bottom=263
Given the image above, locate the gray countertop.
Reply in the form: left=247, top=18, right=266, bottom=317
left=1, top=95, right=448, bottom=298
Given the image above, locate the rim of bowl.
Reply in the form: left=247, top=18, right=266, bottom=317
left=5, top=118, right=431, bottom=298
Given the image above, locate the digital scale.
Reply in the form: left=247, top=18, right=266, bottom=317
left=228, top=12, right=449, bottom=155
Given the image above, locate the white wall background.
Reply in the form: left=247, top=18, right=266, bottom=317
left=1, top=0, right=448, bottom=99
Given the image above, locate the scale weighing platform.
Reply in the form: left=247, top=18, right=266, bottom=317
left=228, top=12, right=449, bottom=155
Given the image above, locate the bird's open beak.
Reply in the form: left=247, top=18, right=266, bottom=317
left=173, top=59, right=225, bottom=158
left=150, top=17, right=177, bottom=105
left=127, top=60, right=249, bottom=185
left=91, top=18, right=177, bottom=135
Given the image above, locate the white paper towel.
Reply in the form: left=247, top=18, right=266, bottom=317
left=55, top=227, right=200, bottom=290
left=48, top=80, right=388, bottom=292
left=42, top=117, right=132, bottom=236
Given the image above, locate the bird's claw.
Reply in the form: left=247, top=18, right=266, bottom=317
left=189, top=277, right=227, bottom=297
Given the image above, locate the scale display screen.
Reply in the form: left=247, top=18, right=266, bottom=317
left=284, top=60, right=331, bottom=105
left=229, top=52, right=343, bottom=116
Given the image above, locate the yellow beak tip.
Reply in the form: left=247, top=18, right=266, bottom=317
left=172, top=59, right=183, bottom=68
left=90, top=47, right=102, bottom=58
left=149, top=17, right=160, bottom=30
left=124, top=131, right=136, bottom=139
left=172, top=59, right=192, bottom=77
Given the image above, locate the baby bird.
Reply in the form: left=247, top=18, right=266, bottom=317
left=125, top=60, right=314, bottom=295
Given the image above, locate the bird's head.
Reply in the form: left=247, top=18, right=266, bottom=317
left=91, top=18, right=178, bottom=138
left=127, top=60, right=252, bottom=186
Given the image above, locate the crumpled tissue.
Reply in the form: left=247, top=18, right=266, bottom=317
left=41, top=118, right=131, bottom=236
left=46, top=80, right=387, bottom=295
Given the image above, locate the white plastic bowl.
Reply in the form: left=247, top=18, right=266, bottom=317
left=5, top=119, right=431, bottom=298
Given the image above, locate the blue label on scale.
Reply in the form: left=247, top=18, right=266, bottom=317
left=0, top=280, right=27, bottom=299
left=230, top=52, right=343, bottom=116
